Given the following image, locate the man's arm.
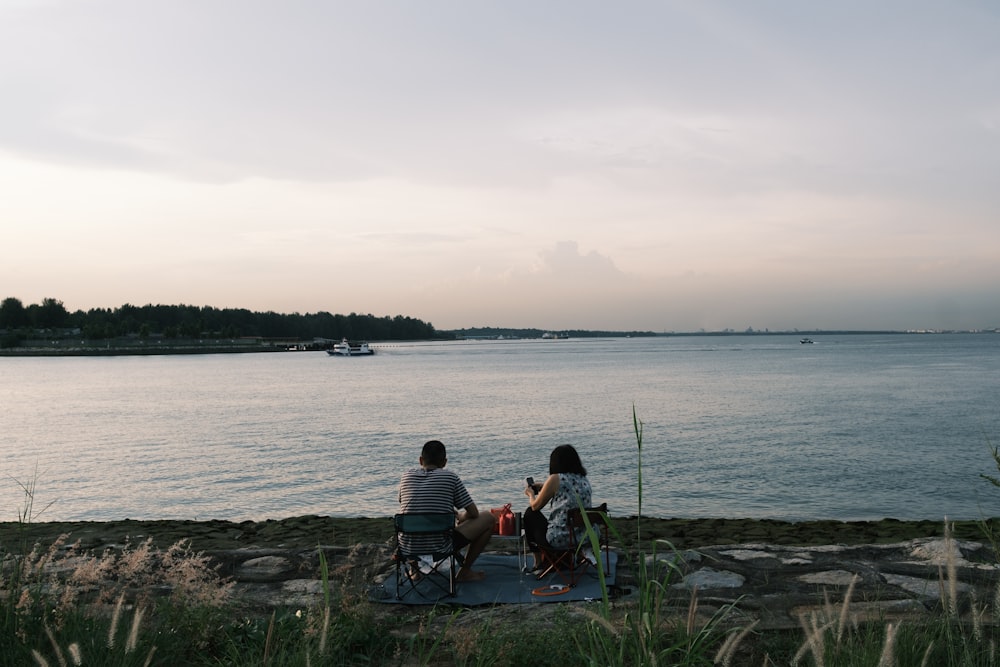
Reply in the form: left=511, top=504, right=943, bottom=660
left=457, top=502, right=480, bottom=523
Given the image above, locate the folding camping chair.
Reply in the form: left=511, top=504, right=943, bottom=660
left=533, top=503, right=611, bottom=587
left=392, top=513, right=461, bottom=600
left=568, top=502, right=612, bottom=577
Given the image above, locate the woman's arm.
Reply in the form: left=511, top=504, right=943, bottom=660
left=525, top=473, right=559, bottom=511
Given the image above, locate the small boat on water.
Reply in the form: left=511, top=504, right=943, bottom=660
left=800, top=338, right=814, bottom=344
left=327, top=338, right=374, bottom=356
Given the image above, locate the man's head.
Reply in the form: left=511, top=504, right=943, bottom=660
left=420, top=439, right=447, bottom=468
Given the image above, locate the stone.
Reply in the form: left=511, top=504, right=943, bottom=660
left=236, top=555, right=295, bottom=581
left=882, top=573, right=970, bottom=600
left=718, top=548, right=778, bottom=562
left=675, top=567, right=746, bottom=589
left=780, top=557, right=813, bottom=565
left=909, top=538, right=977, bottom=566
left=798, top=570, right=858, bottom=586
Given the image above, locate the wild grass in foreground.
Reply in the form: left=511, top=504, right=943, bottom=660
left=779, top=520, right=1000, bottom=667
left=571, top=406, right=748, bottom=666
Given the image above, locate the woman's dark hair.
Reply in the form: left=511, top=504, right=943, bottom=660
left=549, top=444, right=586, bottom=476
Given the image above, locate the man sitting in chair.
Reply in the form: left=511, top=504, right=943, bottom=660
left=398, top=439, right=496, bottom=582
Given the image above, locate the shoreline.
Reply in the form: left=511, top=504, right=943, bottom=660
left=7, top=515, right=1000, bottom=635
left=0, top=345, right=289, bottom=357
left=2, top=515, right=994, bottom=554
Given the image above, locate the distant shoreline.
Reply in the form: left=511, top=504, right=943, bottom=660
left=2, top=330, right=995, bottom=357
left=0, top=345, right=289, bottom=357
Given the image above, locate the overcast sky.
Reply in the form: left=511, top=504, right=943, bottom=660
left=1, top=1, right=998, bottom=332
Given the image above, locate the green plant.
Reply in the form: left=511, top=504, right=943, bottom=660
left=2, top=469, right=62, bottom=662
left=408, top=607, right=461, bottom=665
left=30, top=598, right=158, bottom=667
left=571, top=408, right=747, bottom=666
left=778, top=520, right=1000, bottom=667
left=633, top=404, right=643, bottom=546
left=977, top=444, right=1000, bottom=555
left=0, top=483, right=239, bottom=666
left=10, top=465, right=56, bottom=526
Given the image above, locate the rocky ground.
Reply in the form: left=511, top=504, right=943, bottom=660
left=3, top=516, right=999, bottom=633
left=4, top=515, right=991, bottom=553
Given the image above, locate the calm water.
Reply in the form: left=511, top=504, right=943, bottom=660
left=2, top=334, right=999, bottom=523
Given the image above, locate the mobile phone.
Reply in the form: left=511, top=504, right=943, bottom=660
left=526, top=477, right=534, bottom=487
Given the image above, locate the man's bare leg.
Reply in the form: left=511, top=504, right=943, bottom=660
left=455, top=512, right=495, bottom=581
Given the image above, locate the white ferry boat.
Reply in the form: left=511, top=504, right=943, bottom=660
left=327, top=339, right=374, bottom=356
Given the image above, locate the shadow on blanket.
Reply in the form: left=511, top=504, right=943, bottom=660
left=371, top=551, right=618, bottom=605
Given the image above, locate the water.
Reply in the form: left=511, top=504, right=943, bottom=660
left=2, top=334, right=999, bottom=522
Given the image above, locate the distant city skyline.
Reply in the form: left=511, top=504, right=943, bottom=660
left=2, top=2, right=998, bottom=333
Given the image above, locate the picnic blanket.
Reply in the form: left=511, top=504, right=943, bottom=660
left=371, top=551, right=618, bottom=605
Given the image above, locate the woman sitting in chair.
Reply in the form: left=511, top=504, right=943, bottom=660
left=522, top=444, right=592, bottom=572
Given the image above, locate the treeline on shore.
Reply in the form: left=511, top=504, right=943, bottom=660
left=0, top=296, right=444, bottom=347
left=452, top=326, right=658, bottom=338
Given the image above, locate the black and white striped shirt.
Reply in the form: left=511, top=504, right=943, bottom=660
left=397, top=467, right=474, bottom=554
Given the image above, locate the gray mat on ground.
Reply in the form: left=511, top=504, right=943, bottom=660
left=371, top=551, right=618, bottom=605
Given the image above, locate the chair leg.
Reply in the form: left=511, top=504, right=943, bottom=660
left=395, top=558, right=406, bottom=599
left=395, top=558, right=423, bottom=600
left=396, top=555, right=458, bottom=600
left=535, top=550, right=581, bottom=586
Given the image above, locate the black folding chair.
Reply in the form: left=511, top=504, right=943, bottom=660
left=392, top=513, right=460, bottom=600
left=533, top=503, right=611, bottom=587
left=568, top=503, right=612, bottom=577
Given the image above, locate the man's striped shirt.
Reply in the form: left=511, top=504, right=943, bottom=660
left=397, top=467, right=473, bottom=554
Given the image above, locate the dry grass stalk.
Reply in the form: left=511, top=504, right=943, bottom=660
left=319, top=605, right=331, bottom=656
left=970, top=589, right=984, bottom=642
left=263, top=610, right=276, bottom=665
left=446, top=624, right=481, bottom=663
left=919, top=641, right=935, bottom=667
left=686, top=585, right=699, bottom=636
left=794, top=611, right=832, bottom=667
left=67, top=643, right=82, bottom=666
left=44, top=625, right=66, bottom=667
left=125, top=605, right=145, bottom=654
left=944, top=520, right=959, bottom=618
left=876, top=621, right=898, bottom=667
left=713, top=619, right=759, bottom=667
left=937, top=563, right=947, bottom=612
left=160, top=539, right=234, bottom=607
left=837, top=575, right=858, bottom=644
left=107, top=592, right=125, bottom=649
left=579, top=607, right=620, bottom=637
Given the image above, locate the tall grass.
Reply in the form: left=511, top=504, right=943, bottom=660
left=779, top=520, right=1000, bottom=666
left=2, top=534, right=417, bottom=665
left=573, top=406, right=746, bottom=666
left=978, top=443, right=1000, bottom=555
left=633, top=404, right=643, bottom=546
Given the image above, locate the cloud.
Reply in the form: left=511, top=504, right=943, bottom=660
left=534, top=241, right=624, bottom=282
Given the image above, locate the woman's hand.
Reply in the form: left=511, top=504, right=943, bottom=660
left=528, top=474, right=559, bottom=511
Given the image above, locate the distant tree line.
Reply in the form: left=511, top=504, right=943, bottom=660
left=0, top=297, right=446, bottom=346
left=452, top=327, right=658, bottom=338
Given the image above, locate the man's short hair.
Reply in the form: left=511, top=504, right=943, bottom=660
left=421, top=440, right=447, bottom=467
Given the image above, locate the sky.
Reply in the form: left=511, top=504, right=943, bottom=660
left=1, top=1, right=998, bottom=333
